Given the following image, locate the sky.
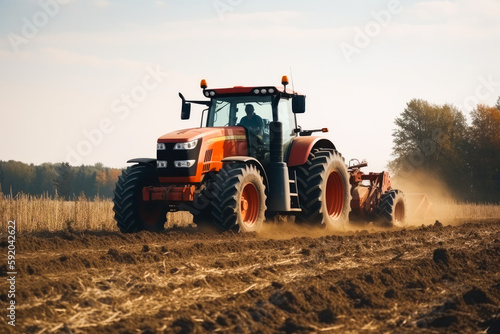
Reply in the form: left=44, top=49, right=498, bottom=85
left=1, top=0, right=499, bottom=172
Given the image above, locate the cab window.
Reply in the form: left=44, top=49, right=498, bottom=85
left=278, top=98, right=297, bottom=152
left=206, top=96, right=273, bottom=128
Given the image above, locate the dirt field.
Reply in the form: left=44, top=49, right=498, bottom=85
left=1, top=219, right=499, bottom=333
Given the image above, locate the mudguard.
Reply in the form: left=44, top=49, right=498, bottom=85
left=221, top=156, right=269, bottom=189
left=287, top=137, right=336, bottom=167
left=127, top=158, right=157, bottom=166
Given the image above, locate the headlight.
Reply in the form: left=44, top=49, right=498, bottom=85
left=157, top=143, right=166, bottom=150
left=174, top=160, right=195, bottom=168
left=157, top=160, right=167, bottom=168
left=174, top=139, right=198, bottom=150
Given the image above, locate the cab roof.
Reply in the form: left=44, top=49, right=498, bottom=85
left=203, top=86, right=298, bottom=98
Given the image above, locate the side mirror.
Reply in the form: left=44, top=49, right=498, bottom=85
left=179, top=92, right=191, bottom=120
left=181, top=102, right=191, bottom=120
left=292, top=95, right=306, bottom=114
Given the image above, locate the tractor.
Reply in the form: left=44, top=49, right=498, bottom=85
left=113, top=76, right=408, bottom=233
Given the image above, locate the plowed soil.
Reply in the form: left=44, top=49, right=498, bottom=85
left=1, top=220, right=499, bottom=333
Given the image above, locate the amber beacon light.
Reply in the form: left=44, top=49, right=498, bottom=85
left=281, top=75, right=289, bottom=86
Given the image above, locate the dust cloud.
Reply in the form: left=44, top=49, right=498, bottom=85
left=391, top=170, right=454, bottom=204
left=392, top=170, right=500, bottom=224
left=258, top=218, right=338, bottom=239
left=258, top=169, right=499, bottom=238
left=258, top=216, right=392, bottom=240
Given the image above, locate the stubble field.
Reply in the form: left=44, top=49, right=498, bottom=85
left=0, top=195, right=499, bottom=333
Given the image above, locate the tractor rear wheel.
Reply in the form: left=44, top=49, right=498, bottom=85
left=113, top=164, right=167, bottom=233
left=211, top=163, right=267, bottom=232
left=375, top=189, right=407, bottom=227
left=295, top=149, right=351, bottom=230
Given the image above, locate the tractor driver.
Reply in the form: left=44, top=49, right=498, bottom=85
left=239, top=104, right=263, bottom=137
left=239, top=104, right=265, bottom=159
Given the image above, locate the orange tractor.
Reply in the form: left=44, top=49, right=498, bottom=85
left=113, top=76, right=408, bottom=233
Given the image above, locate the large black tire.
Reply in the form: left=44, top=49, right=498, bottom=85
left=113, top=164, right=167, bottom=233
left=211, top=163, right=267, bottom=232
left=192, top=172, right=217, bottom=230
left=375, top=189, right=407, bottom=228
left=295, top=149, right=352, bottom=230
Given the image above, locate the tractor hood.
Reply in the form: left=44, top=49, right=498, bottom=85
left=156, top=126, right=248, bottom=183
left=157, top=127, right=246, bottom=143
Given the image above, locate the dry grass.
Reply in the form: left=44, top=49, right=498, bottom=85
left=434, top=201, right=500, bottom=220
left=0, top=193, right=497, bottom=233
left=0, top=193, right=193, bottom=233
left=0, top=193, right=115, bottom=232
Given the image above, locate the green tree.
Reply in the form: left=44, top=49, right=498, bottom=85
left=55, top=163, right=74, bottom=199
left=31, top=163, right=57, bottom=196
left=389, top=99, right=469, bottom=198
left=468, top=104, right=500, bottom=202
left=71, top=165, right=98, bottom=198
left=0, top=160, right=35, bottom=196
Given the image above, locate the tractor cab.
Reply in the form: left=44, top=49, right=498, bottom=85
left=179, top=76, right=305, bottom=164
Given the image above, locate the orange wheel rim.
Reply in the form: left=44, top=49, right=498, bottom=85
left=325, top=171, right=344, bottom=219
left=394, top=201, right=405, bottom=222
left=241, top=183, right=259, bottom=224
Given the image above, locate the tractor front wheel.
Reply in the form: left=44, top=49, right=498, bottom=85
left=211, top=163, right=267, bottom=232
left=192, top=172, right=217, bottom=230
left=113, top=164, right=167, bottom=233
left=375, top=189, right=407, bottom=227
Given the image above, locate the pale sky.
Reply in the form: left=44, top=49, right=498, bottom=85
left=1, top=0, right=499, bottom=172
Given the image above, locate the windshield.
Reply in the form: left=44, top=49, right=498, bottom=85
left=206, top=96, right=273, bottom=127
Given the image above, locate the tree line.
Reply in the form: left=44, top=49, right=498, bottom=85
left=390, top=97, right=500, bottom=203
left=0, top=161, right=122, bottom=199
left=1, top=97, right=499, bottom=203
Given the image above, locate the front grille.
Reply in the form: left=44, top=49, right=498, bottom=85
left=157, top=141, right=201, bottom=178
left=202, top=149, right=213, bottom=172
